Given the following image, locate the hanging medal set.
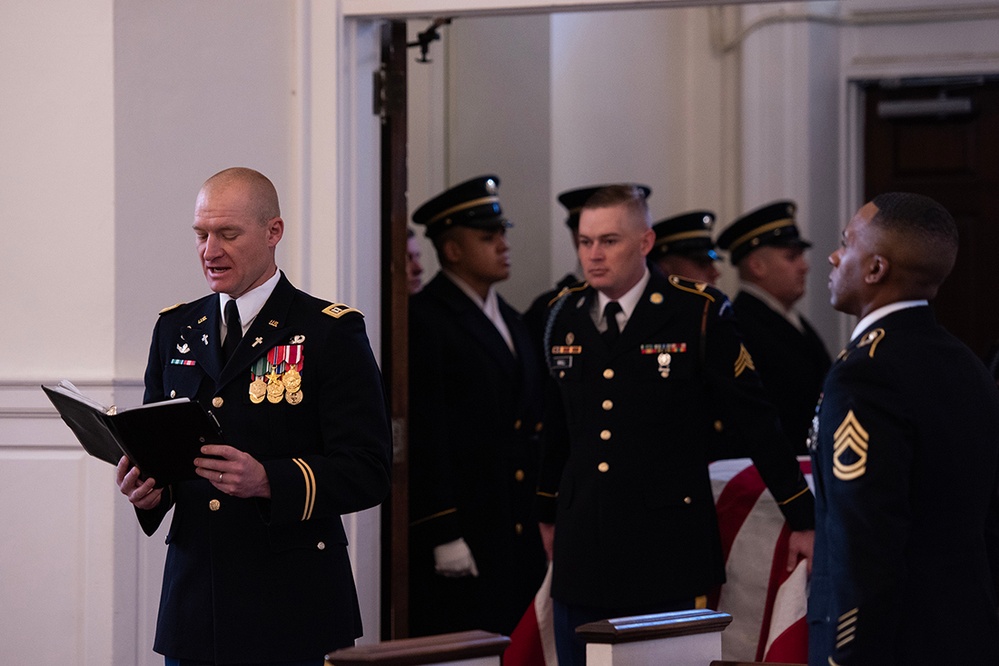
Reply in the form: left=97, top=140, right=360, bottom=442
left=249, top=344, right=304, bottom=405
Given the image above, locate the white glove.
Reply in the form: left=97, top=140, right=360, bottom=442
left=433, top=537, right=479, bottom=578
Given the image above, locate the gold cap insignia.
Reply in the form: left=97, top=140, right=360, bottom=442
left=833, top=410, right=868, bottom=480
left=734, top=343, right=755, bottom=377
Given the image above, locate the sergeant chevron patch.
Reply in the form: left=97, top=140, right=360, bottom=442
left=734, top=343, right=755, bottom=377
left=833, top=410, right=868, bottom=480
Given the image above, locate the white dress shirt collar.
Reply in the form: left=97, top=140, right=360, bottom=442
left=850, top=300, right=929, bottom=342
left=595, top=266, right=651, bottom=332
left=219, top=268, right=281, bottom=337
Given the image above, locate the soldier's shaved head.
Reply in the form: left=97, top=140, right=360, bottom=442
left=828, top=192, right=958, bottom=318
left=201, top=167, right=281, bottom=225
left=868, top=192, right=957, bottom=299
left=582, top=184, right=652, bottom=233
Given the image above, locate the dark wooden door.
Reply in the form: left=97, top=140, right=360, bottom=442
left=379, top=20, right=410, bottom=640
left=864, top=77, right=999, bottom=358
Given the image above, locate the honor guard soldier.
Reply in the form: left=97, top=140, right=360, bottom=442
left=116, top=168, right=392, bottom=665
left=407, top=175, right=547, bottom=637
left=650, top=210, right=721, bottom=285
left=811, top=193, right=999, bottom=665
left=524, top=185, right=651, bottom=359
left=406, top=227, right=425, bottom=294
left=717, top=200, right=831, bottom=454
left=537, top=184, right=814, bottom=666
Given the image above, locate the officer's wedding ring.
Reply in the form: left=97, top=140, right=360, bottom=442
left=219, top=473, right=224, bottom=482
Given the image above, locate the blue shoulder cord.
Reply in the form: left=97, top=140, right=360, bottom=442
left=542, top=290, right=573, bottom=377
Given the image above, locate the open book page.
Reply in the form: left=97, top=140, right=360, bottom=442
left=52, top=379, right=113, bottom=414
left=43, top=381, right=223, bottom=486
left=41, top=384, right=124, bottom=465
left=53, top=379, right=191, bottom=413
left=122, top=397, right=192, bottom=411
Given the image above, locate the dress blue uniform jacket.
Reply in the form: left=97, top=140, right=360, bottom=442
left=138, top=273, right=392, bottom=664
left=733, top=291, right=831, bottom=455
left=538, top=271, right=814, bottom=611
left=408, top=272, right=547, bottom=636
left=808, top=305, right=999, bottom=665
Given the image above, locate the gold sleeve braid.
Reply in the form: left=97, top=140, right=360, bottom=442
left=291, top=458, right=317, bottom=521
left=409, top=507, right=457, bottom=528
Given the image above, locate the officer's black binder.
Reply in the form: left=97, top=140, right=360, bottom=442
left=42, top=380, right=224, bottom=487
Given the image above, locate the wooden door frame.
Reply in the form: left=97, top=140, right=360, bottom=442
left=378, top=20, right=411, bottom=640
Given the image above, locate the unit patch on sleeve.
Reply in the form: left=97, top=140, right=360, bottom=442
left=833, top=409, right=869, bottom=480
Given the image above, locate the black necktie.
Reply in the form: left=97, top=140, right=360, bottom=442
left=222, top=299, right=242, bottom=362
left=602, top=301, right=622, bottom=346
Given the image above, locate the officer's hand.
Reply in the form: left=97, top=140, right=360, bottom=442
left=787, top=529, right=814, bottom=575
left=195, top=445, right=271, bottom=499
left=116, top=455, right=163, bottom=510
left=539, top=522, right=555, bottom=561
left=433, top=538, right=479, bottom=577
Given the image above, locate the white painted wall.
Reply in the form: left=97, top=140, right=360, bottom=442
left=0, top=0, right=116, bottom=381
left=739, top=1, right=842, bottom=351
left=112, top=0, right=299, bottom=379
left=446, top=14, right=554, bottom=311
left=550, top=7, right=741, bottom=296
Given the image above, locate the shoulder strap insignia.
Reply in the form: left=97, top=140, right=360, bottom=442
left=856, top=328, right=885, bottom=358
left=546, top=281, right=589, bottom=308
left=322, top=303, right=363, bottom=319
left=668, top=275, right=716, bottom=302
left=158, top=302, right=185, bottom=315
